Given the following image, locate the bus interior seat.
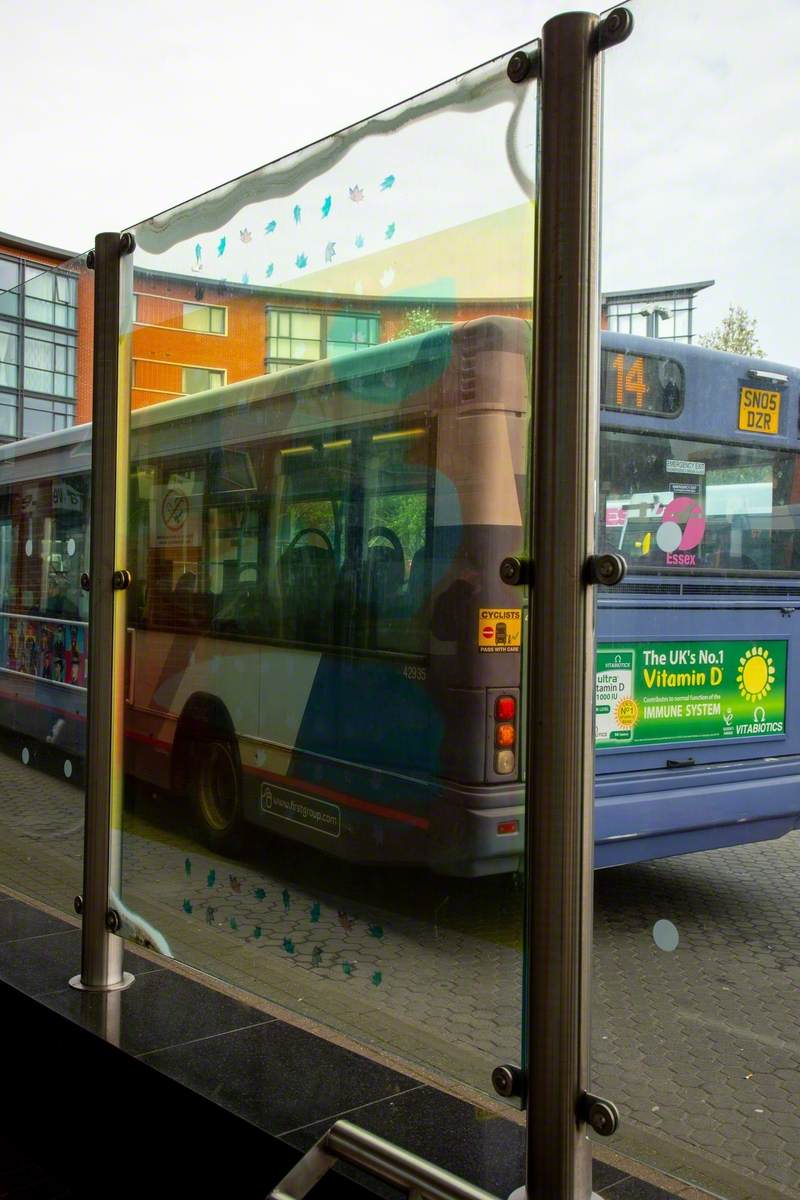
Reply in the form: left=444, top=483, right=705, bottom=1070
left=279, top=542, right=336, bottom=641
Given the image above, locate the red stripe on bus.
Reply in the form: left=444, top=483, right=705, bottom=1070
left=244, top=763, right=430, bottom=831
left=0, top=685, right=429, bottom=831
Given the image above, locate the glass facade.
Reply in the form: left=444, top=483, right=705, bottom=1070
left=0, top=255, right=78, bottom=439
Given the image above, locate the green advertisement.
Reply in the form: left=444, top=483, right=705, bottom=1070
left=596, top=640, right=787, bottom=748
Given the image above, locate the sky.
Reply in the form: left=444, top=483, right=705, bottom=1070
left=2, top=0, right=799, bottom=361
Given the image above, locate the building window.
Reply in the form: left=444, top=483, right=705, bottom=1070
left=604, top=297, right=694, bottom=343
left=266, top=308, right=379, bottom=371
left=0, top=255, right=79, bottom=441
left=24, top=327, right=76, bottom=398
left=0, top=258, right=20, bottom=317
left=22, top=396, right=75, bottom=437
left=133, top=293, right=227, bottom=335
left=24, top=267, right=77, bottom=329
left=0, top=321, right=19, bottom=388
left=182, top=302, right=226, bottom=334
left=182, top=366, right=225, bottom=394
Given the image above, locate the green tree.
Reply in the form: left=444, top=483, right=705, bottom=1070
left=391, top=306, right=442, bottom=340
left=699, top=304, right=765, bottom=357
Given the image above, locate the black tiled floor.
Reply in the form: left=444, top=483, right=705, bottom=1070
left=0, top=898, right=76, bottom=943
left=599, top=1177, right=685, bottom=1200
left=143, top=1019, right=421, bottom=1136
left=284, top=1085, right=526, bottom=1199
left=0, top=890, right=688, bottom=1200
left=41, top=964, right=274, bottom=1055
left=592, top=1157, right=633, bottom=1191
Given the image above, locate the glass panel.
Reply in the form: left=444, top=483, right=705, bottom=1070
left=595, top=3, right=800, bottom=1196
left=0, top=254, right=93, bottom=923
left=118, top=43, right=538, bottom=1111
left=0, top=259, right=20, bottom=317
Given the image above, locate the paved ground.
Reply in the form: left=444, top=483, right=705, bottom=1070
left=0, top=748, right=797, bottom=1200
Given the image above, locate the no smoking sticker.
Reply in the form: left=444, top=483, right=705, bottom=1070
left=478, top=608, right=521, bottom=653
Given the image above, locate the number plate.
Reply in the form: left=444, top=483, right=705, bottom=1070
left=738, top=386, right=781, bottom=434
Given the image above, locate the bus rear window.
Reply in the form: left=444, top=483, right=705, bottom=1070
left=600, top=348, right=684, bottom=417
left=600, top=429, right=800, bottom=574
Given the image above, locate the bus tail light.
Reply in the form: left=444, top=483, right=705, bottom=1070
left=495, top=696, right=516, bottom=721
left=497, top=818, right=519, bottom=835
left=492, top=694, right=518, bottom=776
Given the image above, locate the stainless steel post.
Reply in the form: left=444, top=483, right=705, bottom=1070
left=70, top=232, right=135, bottom=992
left=524, top=11, right=603, bottom=1198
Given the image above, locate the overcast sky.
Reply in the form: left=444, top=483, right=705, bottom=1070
left=2, top=0, right=798, bottom=361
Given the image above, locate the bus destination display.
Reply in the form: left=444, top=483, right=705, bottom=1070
left=601, top=349, right=684, bottom=416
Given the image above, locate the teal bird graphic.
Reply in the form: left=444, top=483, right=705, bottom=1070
left=295, top=252, right=308, bottom=269
left=184, top=856, right=192, bottom=877
left=372, top=971, right=383, bottom=987
left=293, top=205, right=302, bottom=224
left=321, top=195, right=332, bottom=218
left=283, top=936, right=295, bottom=954
left=254, top=887, right=266, bottom=901
left=310, top=901, right=321, bottom=923
left=241, top=272, right=249, bottom=285
left=355, top=233, right=364, bottom=249
left=385, top=223, right=395, bottom=240
left=325, top=241, right=336, bottom=263
left=207, top=868, right=216, bottom=888
left=206, top=905, right=216, bottom=925
left=311, top=945, right=323, bottom=967
left=368, top=924, right=384, bottom=939
left=264, top=220, right=277, bottom=234
left=217, top=236, right=226, bottom=256
left=265, top=263, right=274, bottom=279
left=193, top=246, right=202, bottom=267
left=380, top=174, right=396, bottom=190
left=182, top=898, right=192, bottom=914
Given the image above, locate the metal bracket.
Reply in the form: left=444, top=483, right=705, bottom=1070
left=585, top=553, right=626, bottom=587
left=596, top=7, right=634, bottom=51
left=577, top=1092, right=620, bottom=1137
left=499, top=557, right=532, bottom=587
left=80, top=573, right=90, bottom=592
left=491, top=1063, right=525, bottom=1100
left=112, top=569, right=132, bottom=591
left=507, top=46, right=541, bottom=84
left=268, top=1119, right=500, bottom=1200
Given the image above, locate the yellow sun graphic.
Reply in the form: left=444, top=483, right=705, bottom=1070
left=736, top=646, right=776, bottom=702
left=615, top=697, right=639, bottom=728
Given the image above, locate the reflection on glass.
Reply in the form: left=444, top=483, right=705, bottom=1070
left=595, top=2, right=800, bottom=1194
left=112, top=44, right=538, bottom=1106
left=0, top=255, right=93, bottom=918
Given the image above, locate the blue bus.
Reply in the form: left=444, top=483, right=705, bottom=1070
left=0, top=318, right=798, bottom=875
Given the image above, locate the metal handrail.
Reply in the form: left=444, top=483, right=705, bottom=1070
left=267, top=1119, right=501, bottom=1200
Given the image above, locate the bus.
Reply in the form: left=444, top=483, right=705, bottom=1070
left=1, top=316, right=800, bottom=875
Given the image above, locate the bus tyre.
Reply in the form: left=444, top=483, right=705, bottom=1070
left=192, top=739, right=243, bottom=852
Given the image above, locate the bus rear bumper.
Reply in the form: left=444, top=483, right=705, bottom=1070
left=428, top=785, right=524, bottom=877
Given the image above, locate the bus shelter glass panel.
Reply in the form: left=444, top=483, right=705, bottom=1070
left=593, top=3, right=800, bottom=1195
left=0, top=253, right=93, bottom=917
left=116, top=48, right=537, bottom=1104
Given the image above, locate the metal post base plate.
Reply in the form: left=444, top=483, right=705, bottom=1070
left=68, top=971, right=135, bottom=993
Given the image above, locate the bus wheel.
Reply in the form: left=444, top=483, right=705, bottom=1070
left=193, top=739, right=243, bottom=851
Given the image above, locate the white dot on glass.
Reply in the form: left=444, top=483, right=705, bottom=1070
left=656, top=522, right=682, bottom=554
left=653, top=919, right=679, bottom=952
left=25, top=539, right=32, bottom=558
left=66, top=538, right=76, bottom=557
left=21, top=747, right=30, bottom=765
left=63, top=759, right=73, bottom=779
